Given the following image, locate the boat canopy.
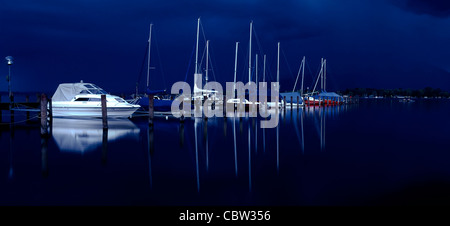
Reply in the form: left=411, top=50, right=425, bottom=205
left=317, top=91, right=342, bottom=98
left=52, top=82, right=108, bottom=101
left=280, top=92, right=303, bottom=103
left=311, top=91, right=343, bottom=100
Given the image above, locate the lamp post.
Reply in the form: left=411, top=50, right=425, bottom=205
left=5, top=56, right=13, bottom=105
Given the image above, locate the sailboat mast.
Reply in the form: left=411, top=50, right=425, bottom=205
left=312, top=59, right=323, bottom=94
left=263, top=54, right=266, bottom=83
left=147, top=23, right=153, bottom=88
left=324, top=59, right=327, bottom=91
left=292, top=57, right=304, bottom=93
left=234, top=42, right=239, bottom=86
left=321, top=58, right=324, bottom=91
left=248, top=21, right=253, bottom=84
left=195, top=18, right=200, bottom=75
left=206, top=40, right=209, bottom=83
left=277, top=42, right=280, bottom=84
left=255, top=54, right=258, bottom=84
left=301, top=56, right=305, bottom=97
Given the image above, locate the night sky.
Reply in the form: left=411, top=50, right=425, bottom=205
left=1, top=0, right=450, bottom=94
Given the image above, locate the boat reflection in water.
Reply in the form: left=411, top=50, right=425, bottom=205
left=52, top=118, right=140, bottom=153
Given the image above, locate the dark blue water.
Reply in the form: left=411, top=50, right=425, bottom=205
left=1, top=99, right=450, bottom=206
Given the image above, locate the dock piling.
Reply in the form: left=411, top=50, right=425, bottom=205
left=180, top=98, right=185, bottom=123
left=223, top=96, right=227, bottom=118
left=101, top=94, right=108, bottom=129
left=148, top=95, right=154, bottom=126
left=40, top=94, right=48, bottom=136
left=290, top=96, right=293, bottom=109
left=48, top=97, right=53, bottom=121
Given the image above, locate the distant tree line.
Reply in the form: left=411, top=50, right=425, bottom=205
left=337, top=87, right=450, bottom=98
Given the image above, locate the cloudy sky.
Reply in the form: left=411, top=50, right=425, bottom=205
left=1, top=0, right=450, bottom=94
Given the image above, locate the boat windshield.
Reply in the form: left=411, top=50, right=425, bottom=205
left=115, top=98, right=126, bottom=103
left=82, top=84, right=108, bottom=95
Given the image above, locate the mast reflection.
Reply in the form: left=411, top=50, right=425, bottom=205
left=233, top=117, right=238, bottom=177
left=248, top=119, right=251, bottom=192
left=148, top=125, right=154, bottom=188
left=194, top=117, right=200, bottom=192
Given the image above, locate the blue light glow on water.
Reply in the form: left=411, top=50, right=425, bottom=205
left=1, top=99, right=450, bottom=205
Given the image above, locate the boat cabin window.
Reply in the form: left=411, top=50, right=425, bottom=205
left=74, top=97, right=103, bottom=102
left=115, top=98, right=126, bottom=103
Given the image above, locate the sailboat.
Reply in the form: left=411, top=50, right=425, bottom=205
left=192, top=18, right=219, bottom=103
left=227, top=22, right=282, bottom=111
left=134, top=23, right=173, bottom=112
left=265, top=42, right=284, bottom=109
left=304, top=58, right=343, bottom=106
left=280, top=56, right=305, bottom=107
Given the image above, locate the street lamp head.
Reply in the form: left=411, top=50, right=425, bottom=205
left=5, top=56, right=13, bottom=65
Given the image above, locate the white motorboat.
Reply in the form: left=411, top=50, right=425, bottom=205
left=51, top=82, right=140, bottom=118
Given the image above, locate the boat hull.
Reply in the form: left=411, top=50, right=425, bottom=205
left=52, top=106, right=139, bottom=118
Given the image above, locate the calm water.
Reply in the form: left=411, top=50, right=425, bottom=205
left=1, top=99, right=450, bottom=206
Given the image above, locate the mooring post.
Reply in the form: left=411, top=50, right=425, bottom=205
left=204, top=96, right=208, bottom=121
left=290, top=96, right=293, bottom=109
left=180, top=98, right=185, bottom=123
left=297, top=96, right=299, bottom=109
left=148, top=94, right=154, bottom=126
left=101, top=94, right=108, bottom=129
left=48, top=97, right=53, bottom=121
left=40, top=94, right=48, bottom=136
left=223, top=96, right=227, bottom=118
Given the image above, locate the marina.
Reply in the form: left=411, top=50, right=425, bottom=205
left=2, top=2, right=450, bottom=219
